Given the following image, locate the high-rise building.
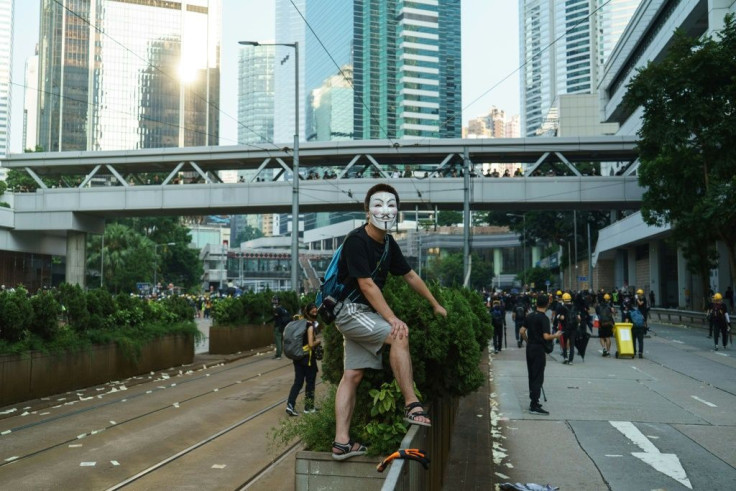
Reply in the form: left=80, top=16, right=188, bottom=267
left=37, top=0, right=221, bottom=152
left=23, top=45, right=38, bottom=152
left=519, top=0, right=640, bottom=136
left=0, top=0, right=13, bottom=158
left=274, top=0, right=461, bottom=144
left=238, top=44, right=275, bottom=146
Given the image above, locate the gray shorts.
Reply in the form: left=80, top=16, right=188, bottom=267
left=335, top=301, right=390, bottom=370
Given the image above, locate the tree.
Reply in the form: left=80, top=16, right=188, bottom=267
left=234, top=222, right=263, bottom=245
left=625, top=15, right=736, bottom=288
left=87, top=223, right=155, bottom=293
left=425, top=252, right=493, bottom=290
left=436, top=210, right=463, bottom=227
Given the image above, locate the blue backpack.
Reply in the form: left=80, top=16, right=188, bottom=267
left=629, top=308, right=645, bottom=328
left=315, top=235, right=389, bottom=323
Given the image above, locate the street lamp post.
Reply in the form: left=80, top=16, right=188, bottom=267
left=507, top=213, right=527, bottom=288
left=239, top=40, right=300, bottom=293
left=154, top=242, right=175, bottom=294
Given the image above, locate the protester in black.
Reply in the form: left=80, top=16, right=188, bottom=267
left=271, top=296, right=291, bottom=359
left=520, top=293, right=563, bottom=415
left=286, top=303, right=321, bottom=416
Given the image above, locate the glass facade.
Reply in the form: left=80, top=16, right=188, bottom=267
left=37, top=0, right=220, bottom=152
left=520, top=0, right=641, bottom=136
left=0, top=0, right=12, bottom=157
left=238, top=44, right=274, bottom=145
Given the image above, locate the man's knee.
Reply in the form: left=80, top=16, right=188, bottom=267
left=341, top=369, right=364, bottom=387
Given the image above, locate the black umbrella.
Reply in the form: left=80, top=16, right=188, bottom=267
left=575, top=330, right=591, bottom=361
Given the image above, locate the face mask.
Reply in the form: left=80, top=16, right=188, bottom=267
left=368, top=191, right=398, bottom=231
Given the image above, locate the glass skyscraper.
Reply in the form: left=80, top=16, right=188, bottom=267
left=37, top=0, right=221, bottom=152
left=274, top=0, right=461, bottom=144
left=520, top=0, right=641, bottom=136
left=0, top=0, right=12, bottom=157
left=238, top=44, right=275, bottom=146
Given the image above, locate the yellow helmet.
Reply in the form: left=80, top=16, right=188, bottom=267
left=603, top=293, right=611, bottom=301
left=556, top=290, right=563, bottom=297
left=636, top=289, right=644, bottom=295
left=713, top=293, right=723, bottom=301
left=562, top=293, right=572, bottom=302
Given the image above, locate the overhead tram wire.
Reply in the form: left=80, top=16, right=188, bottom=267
left=49, top=0, right=281, bottom=153
left=287, top=0, right=431, bottom=209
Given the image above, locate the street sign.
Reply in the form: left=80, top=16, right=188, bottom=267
left=578, top=276, right=587, bottom=282
left=545, top=280, right=551, bottom=286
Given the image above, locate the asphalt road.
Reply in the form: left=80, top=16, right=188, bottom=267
left=491, top=319, right=736, bottom=490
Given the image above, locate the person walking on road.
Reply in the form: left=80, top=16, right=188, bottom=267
left=331, top=183, right=447, bottom=461
left=271, top=296, right=291, bottom=360
left=285, top=303, right=321, bottom=416
left=520, top=293, right=563, bottom=415
left=513, top=299, right=528, bottom=348
left=556, top=292, right=579, bottom=364
left=491, top=299, right=505, bottom=353
left=710, top=293, right=731, bottom=351
left=596, top=293, right=616, bottom=357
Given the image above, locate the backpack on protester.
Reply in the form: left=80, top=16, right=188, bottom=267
left=629, top=308, right=645, bottom=329
left=597, top=304, right=614, bottom=325
left=282, top=318, right=309, bottom=361
left=315, top=234, right=389, bottom=324
left=491, top=307, right=504, bottom=329
left=514, top=305, right=526, bottom=322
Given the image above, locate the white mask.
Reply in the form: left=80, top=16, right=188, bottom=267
left=368, top=191, right=398, bottom=231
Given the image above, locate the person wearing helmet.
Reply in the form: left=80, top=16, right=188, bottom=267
left=710, top=293, right=731, bottom=351
left=596, top=293, right=616, bottom=356
left=635, top=289, right=649, bottom=332
left=556, top=292, right=580, bottom=364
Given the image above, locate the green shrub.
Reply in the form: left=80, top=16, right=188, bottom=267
left=85, top=288, right=116, bottom=329
left=211, top=296, right=243, bottom=325
left=159, top=295, right=195, bottom=322
left=0, top=288, right=32, bottom=342
left=57, top=283, right=90, bottom=332
left=29, top=291, right=62, bottom=340
left=279, top=279, right=492, bottom=454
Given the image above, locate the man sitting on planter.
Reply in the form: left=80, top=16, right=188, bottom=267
left=330, top=183, right=447, bottom=460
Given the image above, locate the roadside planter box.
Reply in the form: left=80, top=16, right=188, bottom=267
left=208, top=323, right=273, bottom=355
left=0, top=334, right=194, bottom=407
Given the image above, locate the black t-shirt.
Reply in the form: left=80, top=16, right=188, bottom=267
left=555, top=304, right=571, bottom=331
left=338, top=224, right=411, bottom=306
left=524, top=310, right=550, bottom=346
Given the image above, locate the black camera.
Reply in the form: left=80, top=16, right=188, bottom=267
left=314, top=345, right=324, bottom=361
left=318, top=295, right=338, bottom=324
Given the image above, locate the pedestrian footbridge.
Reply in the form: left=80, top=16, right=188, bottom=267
left=2, top=136, right=641, bottom=236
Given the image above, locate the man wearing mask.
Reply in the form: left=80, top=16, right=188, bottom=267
left=330, top=183, right=447, bottom=461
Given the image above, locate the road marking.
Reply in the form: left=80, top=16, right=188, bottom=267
left=691, top=396, right=717, bottom=407
left=610, top=421, right=692, bottom=489
left=605, top=454, right=623, bottom=457
left=671, top=340, right=684, bottom=344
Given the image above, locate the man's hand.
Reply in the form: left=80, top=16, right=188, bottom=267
left=434, top=305, right=447, bottom=318
left=389, top=317, right=409, bottom=340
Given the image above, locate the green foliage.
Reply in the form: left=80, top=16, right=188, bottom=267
left=0, top=287, right=32, bottom=343
left=57, top=283, right=90, bottom=332
left=270, top=387, right=338, bottom=454
left=310, top=280, right=491, bottom=453
left=424, top=252, right=493, bottom=290
left=211, top=289, right=300, bottom=326
left=85, top=288, right=116, bottom=329
left=0, top=180, right=7, bottom=195
left=364, top=380, right=414, bottom=455
left=211, top=296, right=244, bottom=325
left=234, top=222, right=264, bottom=244
left=158, top=295, right=195, bottom=322
left=521, top=266, right=553, bottom=290
left=29, top=291, right=62, bottom=340
left=625, top=15, right=736, bottom=279
left=436, top=210, right=463, bottom=226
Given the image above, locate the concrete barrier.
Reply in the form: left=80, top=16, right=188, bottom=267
left=208, top=323, right=273, bottom=354
left=0, top=334, right=194, bottom=407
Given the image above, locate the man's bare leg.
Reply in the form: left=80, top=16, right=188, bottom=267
left=386, top=333, right=431, bottom=425
left=334, top=369, right=363, bottom=445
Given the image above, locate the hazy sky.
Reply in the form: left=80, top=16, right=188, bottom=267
left=9, top=0, right=519, bottom=153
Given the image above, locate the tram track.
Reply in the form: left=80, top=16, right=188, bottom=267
left=0, top=352, right=305, bottom=488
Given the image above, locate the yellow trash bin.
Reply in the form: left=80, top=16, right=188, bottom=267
left=614, top=322, right=635, bottom=359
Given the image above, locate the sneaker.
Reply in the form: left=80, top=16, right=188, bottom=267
left=638, top=353, right=643, bottom=359
left=529, top=405, right=549, bottom=415
left=562, top=359, right=568, bottom=364
left=285, top=403, right=298, bottom=417
left=272, top=355, right=282, bottom=360
left=567, top=360, right=573, bottom=365
left=714, top=346, right=719, bottom=351
left=517, top=340, right=523, bottom=348
left=304, top=407, right=320, bottom=414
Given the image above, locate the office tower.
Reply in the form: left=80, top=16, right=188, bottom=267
left=23, top=45, right=38, bottom=152
left=37, top=0, right=221, bottom=152
left=519, top=0, right=640, bottom=136
left=274, top=0, right=461, bottom=144
left=0, top=0, right=12, bottom=157
left=238, top=44, right=275, bottom=145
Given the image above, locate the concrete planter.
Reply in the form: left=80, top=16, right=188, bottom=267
left=295, top=396, right=457, bottom=491
left=0, top=334, right=194, bottom=407
left=208, top=323, right=273, bottom=354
